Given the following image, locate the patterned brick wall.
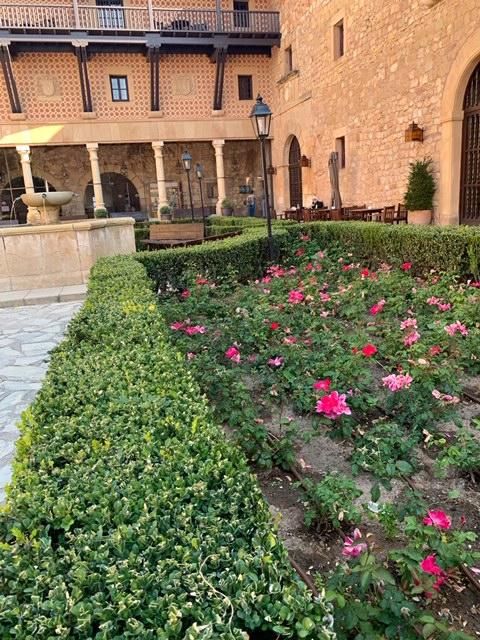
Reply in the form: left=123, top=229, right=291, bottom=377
left=224, top=54, right=273, bottom=117
left=14, top=53, right=83, bottom=121
left=160, top=54, right=215, bottom=118
left=88, top=53, right=150, bottom=119
left=6, top=50, right=273, bottom=122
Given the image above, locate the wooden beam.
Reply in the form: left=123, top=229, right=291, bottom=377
left=213, top=47, right=227, bottom=111
left=148, top=46, right=161, bottom=111
left=73, top=42, right=93, bottom=112
left=0, top=43, right=22, bottom=113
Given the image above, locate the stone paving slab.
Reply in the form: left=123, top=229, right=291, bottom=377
left=0, top=284, right=87, bottom=308
left=0, top=301, right=81, bottom=503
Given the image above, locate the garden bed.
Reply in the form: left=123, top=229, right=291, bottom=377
left=0, top=256, right=334, bottom=639
left=157, top=230, right=480, bottom=639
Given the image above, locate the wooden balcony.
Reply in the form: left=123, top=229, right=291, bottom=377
left=0, top=4, right=280, bottom=46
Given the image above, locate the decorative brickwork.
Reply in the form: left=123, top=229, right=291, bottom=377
left=14, top=53, right=83, bottom=120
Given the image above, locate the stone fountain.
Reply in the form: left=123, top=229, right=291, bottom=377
left=0, top=190, right=136, bottom=293
left=20, top=191, right=75, bottom=225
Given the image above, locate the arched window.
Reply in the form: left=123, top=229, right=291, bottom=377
left=288, top=136, right=303, bottom=208
left=460, top=61, right=480, bottom=224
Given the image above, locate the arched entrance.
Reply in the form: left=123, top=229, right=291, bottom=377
left=460, top=61, right=480, bottom=225
left=0, top=176, right=56, bottom=224
left=288, top=136, right=303, bottom=208
left=84, top=172, right=140, bottom=216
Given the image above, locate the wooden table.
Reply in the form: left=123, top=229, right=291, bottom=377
left=351, top=208, right=384, bottom=221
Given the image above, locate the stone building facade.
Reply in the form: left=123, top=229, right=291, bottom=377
left=271, top=0, right=480, bottom=225
left=0, top=0, right=480, bottom=224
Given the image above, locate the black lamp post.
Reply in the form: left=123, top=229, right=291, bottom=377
left=181, top=148, right=195, bottom=221
left=196, top=163, right=207, bottom=236
left=250, top=95, right=273, bottom=260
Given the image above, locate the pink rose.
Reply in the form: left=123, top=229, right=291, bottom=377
left=423, top=510, right=452, bottom=530
left=316, top=391, right=351, bottom=419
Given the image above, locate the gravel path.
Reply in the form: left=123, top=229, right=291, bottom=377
left=0, top=302, right=81, bottom=502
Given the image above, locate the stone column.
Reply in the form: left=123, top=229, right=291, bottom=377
left=86, top=143, right=105, bottom=212
left=152, top=141, right=168, bottom=216
left=16, top=145, right=34, bottom=194
left=212, top=139, right=226, bottom=215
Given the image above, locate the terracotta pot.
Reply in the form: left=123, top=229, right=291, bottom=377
left=408, top=209, right=432, bottom=225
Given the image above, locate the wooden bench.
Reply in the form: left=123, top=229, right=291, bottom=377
left=141, top=223, right=241, bottom=250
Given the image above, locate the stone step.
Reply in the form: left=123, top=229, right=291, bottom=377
left=0, top=284, right=87, bottom=308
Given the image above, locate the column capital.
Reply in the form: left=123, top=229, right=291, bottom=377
left=152, top=141, right=165, bottom=151
left=16, top=145, right=31, bottom=162
left=0, top=39, right=11, bottom=47
left=212, top=139, right=225, bottom=148
left=86, top=142, right=99, bottom=151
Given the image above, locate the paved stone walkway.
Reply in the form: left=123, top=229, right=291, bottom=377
left=0, top=302, right=81, bottom=503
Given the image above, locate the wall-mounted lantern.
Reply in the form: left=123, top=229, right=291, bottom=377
left=266, top=166, right=277, bottom=175
left=405, top=122, right=424, bottom=143
left=301, top=155, right=311, bottom=168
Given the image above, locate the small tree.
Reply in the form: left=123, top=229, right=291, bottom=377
left=404, top=158, right=436, bottom=211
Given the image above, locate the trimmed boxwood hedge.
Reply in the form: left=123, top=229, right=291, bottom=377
left=297, top=222, right=480, bottom=278
left=136, top=222, right=480, bottom=293
left=136, top=227, right=291, bottom=291
left=0, top=256, right=334, bottom=639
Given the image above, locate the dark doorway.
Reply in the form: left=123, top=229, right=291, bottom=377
left=460, top=61, right=480, bottom=225
left=96, top=0, right=124, bottom=29
left=288, top=136, right=303, bottom=208
left=1, top=176, right=56, bottom=224
left=233, top=1, right=249, bottom=28
left=84, top=172, right=140, bottom=216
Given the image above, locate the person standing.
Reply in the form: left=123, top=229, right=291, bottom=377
left=246, top=193, right=256, bottom=217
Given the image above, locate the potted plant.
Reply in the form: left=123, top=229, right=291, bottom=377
left=94, top=207, right=109, bottom=219
left=404, top=158, right=436, bottom=225
left=159, top=205, right=172, bottom=222
left=221, top=198, right=234, bottom=217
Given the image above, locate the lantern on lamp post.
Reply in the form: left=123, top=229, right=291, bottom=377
left=181, top=148, right=195, bottom=221
left=250, top=95, right=273, bottom=260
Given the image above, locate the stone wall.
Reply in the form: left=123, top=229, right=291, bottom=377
left=270, top=0, right=480, bottom=223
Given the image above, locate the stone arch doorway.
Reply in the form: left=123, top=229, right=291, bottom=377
left=439, top=30, right=480, bottom=225
left=0, top=176, right=56, bottom=224
left=288, top=136, right=303, bottom=208
left=460, top=61, right=480, bottom=225
left=84, top=172, right=140, bottom=216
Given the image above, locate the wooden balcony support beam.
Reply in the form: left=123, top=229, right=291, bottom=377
left=73, top=40, right=93, bottom=113
left=0, top=41, right=21, bottom=113
left=148, top=45, right=161, bottom=112
left=213, top=46, right=227, bottom=112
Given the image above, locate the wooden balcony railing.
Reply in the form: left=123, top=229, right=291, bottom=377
left=0, top=4, right=280, bottom=35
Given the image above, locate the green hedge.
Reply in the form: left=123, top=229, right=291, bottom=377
left=296, top=222, right=480, bottom=278
left=0, top=256, right=333, bottom=639
left=207, top=216, right=295, bottom=229
left=136, top=227, right=290, bottom=291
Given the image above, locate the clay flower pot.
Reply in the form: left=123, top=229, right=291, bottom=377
left=408, top=209, right=432, bottom=225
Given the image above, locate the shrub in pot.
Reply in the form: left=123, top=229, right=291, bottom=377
left=94, top=207, right=109, bottom=219
left=159, top=205, right=172, bottom=221
left=221, top=198, right=234, bottom=216
left=404, top=158, right=436, bottom=225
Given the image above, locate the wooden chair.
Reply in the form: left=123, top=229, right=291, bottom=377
left=382, top=204, right=408, bottom=224
left=382, top=205, right=396, bottom=223
left=396, top=203, right=408, bottom=224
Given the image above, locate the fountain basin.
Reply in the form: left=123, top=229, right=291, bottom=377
left=20, top=191, right=75, bottom=225
left=21, top=191, right=75, bottom=208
